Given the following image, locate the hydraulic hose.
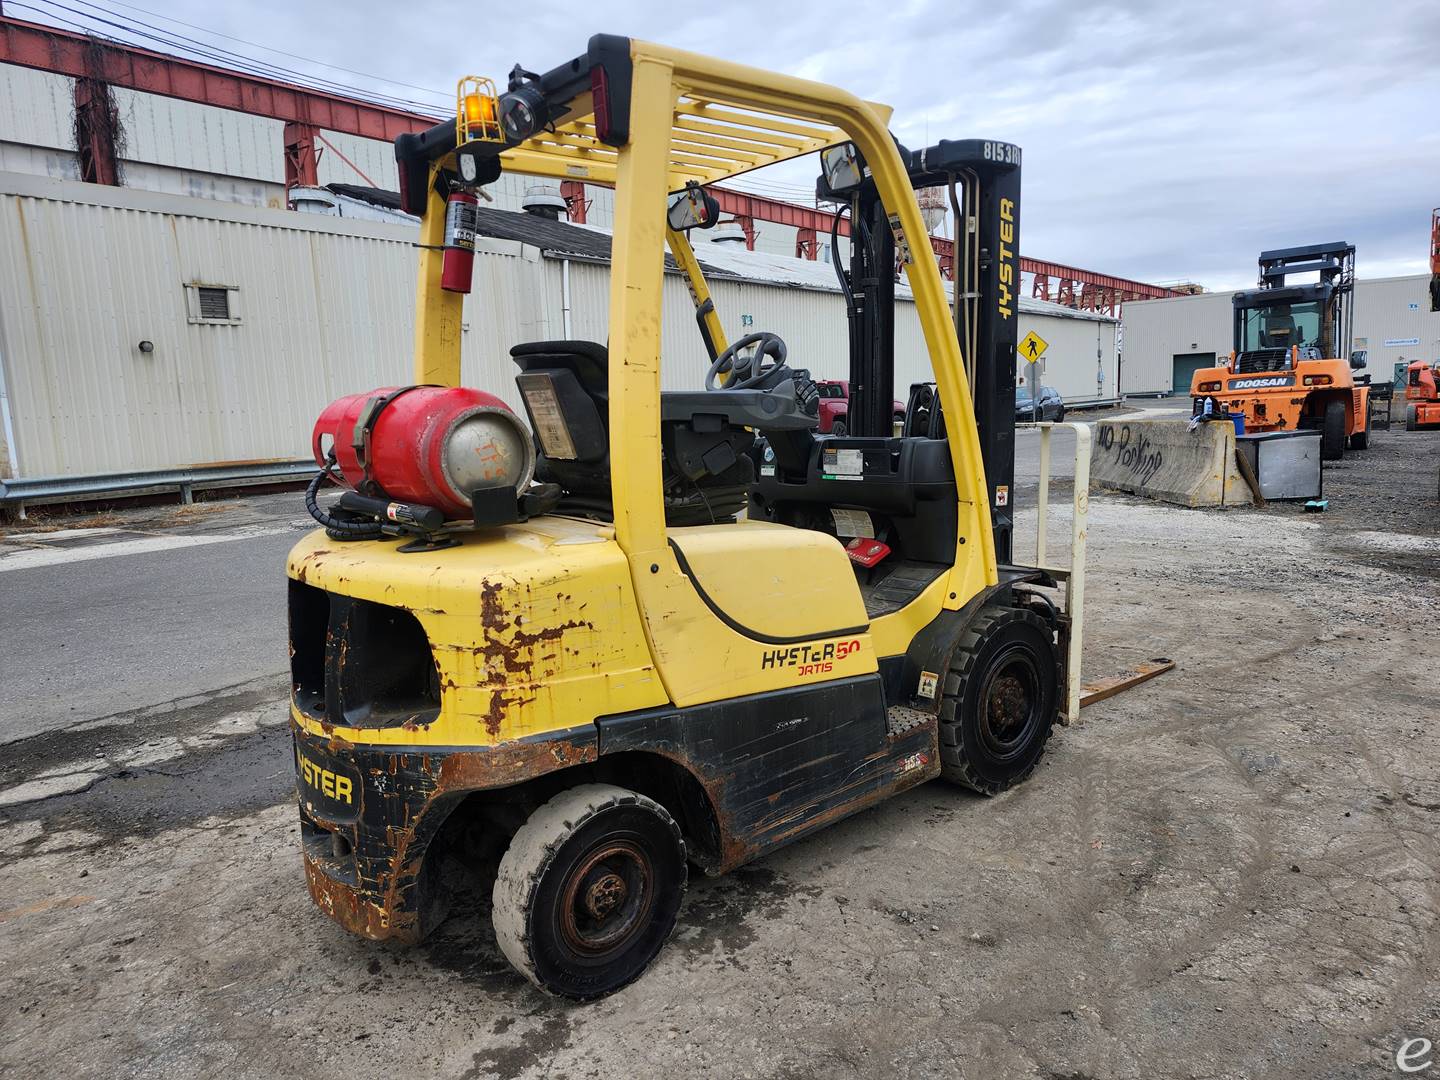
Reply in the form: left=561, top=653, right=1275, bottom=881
left=305, top=456, right=385, bottom=541
left=830, top=204, right=855, bottom=310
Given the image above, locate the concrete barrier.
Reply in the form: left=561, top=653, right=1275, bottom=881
left=1090, top=419, right=1252, bottom=507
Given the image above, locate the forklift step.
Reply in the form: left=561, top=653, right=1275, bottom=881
left=886, top=705, right=931, bottom=737
left=863, top=563, right=947, bottom=618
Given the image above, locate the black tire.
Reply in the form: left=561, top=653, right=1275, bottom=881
left=831, top=420, right=848, bottom=437
left=1320, top=399, right=1346, bottom=460
left=1054, top=406, right=1066, bottom=423
left=492, top=784, right=686, bottom=1000
left=939, top=606, right=1059, bottom=795
left=1349, top=428, right=1368, bottom=451
left=1407, top=404, right=1420, bottom=432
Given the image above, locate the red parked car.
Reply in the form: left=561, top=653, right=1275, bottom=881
left=816, top=380, right=906, bottom=435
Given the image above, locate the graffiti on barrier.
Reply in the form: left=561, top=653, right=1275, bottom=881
left=1096, top=423, right=1164, bottom=487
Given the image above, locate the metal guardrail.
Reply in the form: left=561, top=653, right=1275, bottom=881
left=0, top=460, right=315, bottom=507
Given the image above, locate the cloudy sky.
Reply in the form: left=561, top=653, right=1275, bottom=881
left=17, top=0, right=1440, bottom=289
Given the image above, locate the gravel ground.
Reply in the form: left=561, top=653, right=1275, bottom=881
left=2, top=425, right=1439, bottom=1080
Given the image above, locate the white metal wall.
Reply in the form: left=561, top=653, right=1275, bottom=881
left=0, top=62, right=624, bottom=220
left=0, top=65, right=74, bottom=153
left=0, top=172, right=1117, bottom=482
left=1015, top=309, right=1119, bottom=403
left=551, top=260, right=1116, bottom=403
left=1122, top=276, right=1440, bottom=394
left=0, top=62, right=947, bottom=273
left=0, top=173, right=549, bottom=478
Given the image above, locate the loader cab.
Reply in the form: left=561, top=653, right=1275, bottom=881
left=1236, top=291, right=1331, bottom=357
left=1230, top=242, right=1354, bottom=372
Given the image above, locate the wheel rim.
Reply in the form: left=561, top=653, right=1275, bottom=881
left=556, top=839, right=655, bottom=956
left=978, top=645, right=1043, bottom=761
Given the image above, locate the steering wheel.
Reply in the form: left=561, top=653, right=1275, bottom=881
left=705, top=332, right=788, bottom=391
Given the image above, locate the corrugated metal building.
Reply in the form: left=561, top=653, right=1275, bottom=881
left=1121, top=275, right=1438, bottom=395
left=0, top=60, right=858, bottom=256
left=0, top=170, right=1115, bottom=488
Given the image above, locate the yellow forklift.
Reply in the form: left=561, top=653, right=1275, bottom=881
left=288, top=35, right=1079, bottom=999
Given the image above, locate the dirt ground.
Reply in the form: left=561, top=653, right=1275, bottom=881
left=2, top=424, right=1439, bottom=1080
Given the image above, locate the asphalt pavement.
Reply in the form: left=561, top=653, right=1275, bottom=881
left=0, top=494, right=308, bottom=744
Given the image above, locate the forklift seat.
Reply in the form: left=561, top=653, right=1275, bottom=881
left=512, top=340, right=814, bottom=525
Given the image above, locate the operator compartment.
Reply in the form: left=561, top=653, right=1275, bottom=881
left=750, top=432, right=958, bottom=618
left=512, top=338, right=821, bottom=527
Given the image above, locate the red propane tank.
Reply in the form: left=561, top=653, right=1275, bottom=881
left=312, top=386, right=534, bottom=519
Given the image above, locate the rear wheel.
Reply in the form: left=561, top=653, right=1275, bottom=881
left=1320, top=400, right=1347, bottom=460
left=492, top=784, right=686, bottom=1000
left=1407, top=404, right=1420, bottom=432
left=1349, top=428, right=1369, bottom=450
left=939, top=606, right=1059, bottom=795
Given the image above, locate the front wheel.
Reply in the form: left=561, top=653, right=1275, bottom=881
left=1407, top=404, right=1420, bottom=432
left=492, top=784, right=687, bottom=1000
left=1320, top=399, right=1347, bottom=461
left=939, top=606, right=1060, bottom=795
left=830, top=419, right=848, bottom=437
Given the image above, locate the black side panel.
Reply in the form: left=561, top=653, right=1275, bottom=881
left=597, top=676, right=892, bottom=857
left=749, top=435, right=958, bottom=565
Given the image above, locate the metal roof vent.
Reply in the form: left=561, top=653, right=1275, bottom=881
left=710, top=221, right=747, bottom=244
left=917, top=186, right=947, bottom=234
left=522, top=184, right=568, bottom=220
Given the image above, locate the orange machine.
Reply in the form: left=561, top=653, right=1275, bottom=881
left=1430, top=207, right=1439, bottom=313
left=1191, top=242, right=1369, bottom=460
left=1406, top=359, right=1440, bottom=430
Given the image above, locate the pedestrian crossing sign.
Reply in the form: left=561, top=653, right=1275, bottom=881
left=1019, top=330, right=1049, bottom=362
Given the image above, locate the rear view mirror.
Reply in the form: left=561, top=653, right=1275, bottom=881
left=667, top=184, right=719, bottom=231
left=1349, top=349, right=1368, bottom=370
left=820, top=143, right=864, bottom=193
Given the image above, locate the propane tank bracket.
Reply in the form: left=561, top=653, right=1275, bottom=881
left=471, top=482, right=563, bottom=527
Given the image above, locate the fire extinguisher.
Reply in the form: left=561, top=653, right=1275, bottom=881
left=441, top=190, right=479, bottom=293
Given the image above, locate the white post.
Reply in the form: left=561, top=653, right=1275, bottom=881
left=561, top=258, right=573, bottom=339
left=1065, top=423, right=1092, bottom=722
left=1036, top=424, right=1051, bottom=567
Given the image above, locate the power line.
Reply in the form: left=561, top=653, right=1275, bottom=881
left=15, top=0, right=444, bottom=114
left=97, top=0, right=450, bottom=100
left=60, top=0, right=444, bottom=111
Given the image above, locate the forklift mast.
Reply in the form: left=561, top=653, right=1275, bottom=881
left=1233, top=241, right=1355, bottom=359
left=826, top=140, right=1022, bottom=562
